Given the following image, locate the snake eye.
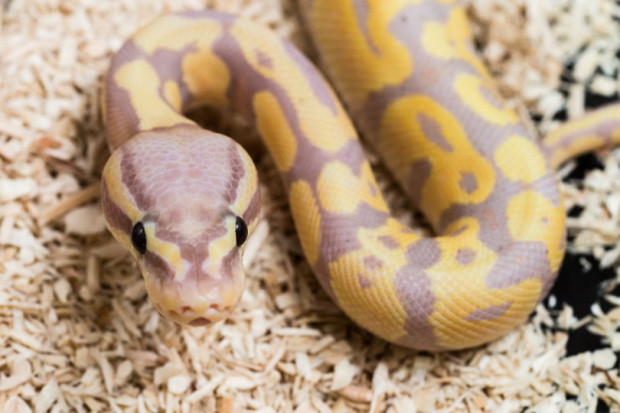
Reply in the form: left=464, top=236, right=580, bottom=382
left=132, top=222, right=147, bottom=254
left=235, top=217, right=248, bottom=247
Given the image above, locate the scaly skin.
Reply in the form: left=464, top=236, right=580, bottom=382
left=102, top=2, right=620, bottom=350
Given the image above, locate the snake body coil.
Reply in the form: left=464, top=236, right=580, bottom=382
left=102, top=1, right=620, bottom=350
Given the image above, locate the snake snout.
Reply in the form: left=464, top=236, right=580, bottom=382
left=147, top=263, right=246, bottom=327
left=154, top=291, right=238, bottom=326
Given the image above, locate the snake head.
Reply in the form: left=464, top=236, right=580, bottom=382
left=101, top=126, right=260, bottom=326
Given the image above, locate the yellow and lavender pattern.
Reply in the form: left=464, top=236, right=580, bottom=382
left=101, top=1, right=620, bottom=350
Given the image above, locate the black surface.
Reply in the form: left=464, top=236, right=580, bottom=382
left=585, top=88, right=620, bottom=109
left=564, top=395, right=611, bottom=413
left=561, top=153, right=605, bottom=182
left=541, top=48, right=620, bottom=409
left=596, top=398, right=611, bottom=413
left=567, top=204, right=585, bottom=218
left=545, top=253, right=617, bottom=357
left=548, top=254, right=615, bottom=319
left=565, top=323, right=606, bottom=356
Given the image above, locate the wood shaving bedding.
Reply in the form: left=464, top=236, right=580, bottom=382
left=0, top=0, right=619, bottom=412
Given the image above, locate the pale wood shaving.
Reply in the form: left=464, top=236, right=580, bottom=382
left=0, top=357, right=32, bottom=392
left=38, top=183, right=100, bottom=225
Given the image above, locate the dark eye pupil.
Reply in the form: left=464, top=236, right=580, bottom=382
left=235, top=217, right=248, bottom=247
left=132, top=222, right=147, bottom=254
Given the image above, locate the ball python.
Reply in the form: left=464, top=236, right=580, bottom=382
left=101, top=0, right=620, bottom=351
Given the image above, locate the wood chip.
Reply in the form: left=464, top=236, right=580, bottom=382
left=0, top=179, right=37, bottom=202
left=593, top=348, right=617, bottom=370
left=338, top=385, right=373, bottom=403
left=38, top=183, right=100, bottom=225
left=331, top=359, right=359, bottom=391
left=574, top=48, right=600, bottom=82
left=63, top=204, right=107, bottom=235
left=168, top=375, right=192, bottom=395
left=34, top=379, right=60, bottom=413
left=370, top=362, right=388, bottom=413
left=590, top=75, right=618, bottom=96
left=3, top=396, right=34, bottom=413
left=95, top=350, right=115, bottom=394
left=0, top=357, right=32, bottom=391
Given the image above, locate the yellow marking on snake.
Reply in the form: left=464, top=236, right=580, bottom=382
left=181, top=49, right=231, bottom=109
left=231, top=21, right=355, bottom=153
left=544, top=104, right=620, bottom=145
left=231, top=147, right=259, bottom=218
left=421, top=7, right=488, bottom=76
left=204, top=217, right=236, bottom=277
left=329, top=218, right=421, bottom=342
left=506, top=191, right=566, bottom=272
left=455, top=74, right=520, bottom=125
left=114, top=60, right=194, bottom=130
left=317, top=161, right=388, bottom=214
left=379, top=95, right=496, bottom=226
left=548, top=135, right=606, bottom=168
left=163, top=81, right=183, bottom=111
left=253, top=91, right=298, bottom=172
left=495, top=136, right=548, bottom=183
left=432, top=276, right=543, bottom=349
left=144, top=223, right=188, bottom=281
left=427, top=218, right=543, bottom=349
left=304, top=0, right=416, bottom=110
left=103, top=156, right=141, bottom=224
left=289, top=180, right=322, bottom=266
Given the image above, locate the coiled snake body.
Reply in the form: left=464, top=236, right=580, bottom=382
left=102, top=1, right=620, bottom=351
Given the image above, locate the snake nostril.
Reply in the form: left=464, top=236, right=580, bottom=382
left=189, top=317, right=212, bottom=326
left=181, top=306, right=192, bottom=313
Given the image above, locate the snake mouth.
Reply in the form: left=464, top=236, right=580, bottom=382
left=189, top=317, right=212, bottom=326
left=144, top=267, right=246, bottom=327
left=155, top=301, right=235, bottom=326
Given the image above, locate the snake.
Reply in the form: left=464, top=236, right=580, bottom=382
left=101, top=0, right=620, bottom=351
